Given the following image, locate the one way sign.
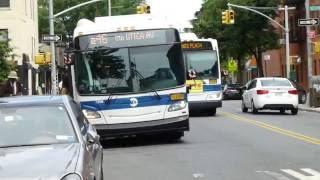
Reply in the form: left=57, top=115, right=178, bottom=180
left=42, top=34, right=62, bottom=42
left=298, top=18, right=319, bottom=26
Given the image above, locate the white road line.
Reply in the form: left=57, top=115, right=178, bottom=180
left=256, top=170, right=291, bottom=180
left=193, top=173, right=205, bottom=178
left=281, top=169, right=320, bottom=180
left=301, top=168, right=320, bottom=177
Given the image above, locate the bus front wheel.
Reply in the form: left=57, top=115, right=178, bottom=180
left=208, top=108, right=217, bottom=116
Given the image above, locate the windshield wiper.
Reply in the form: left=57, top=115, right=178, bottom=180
left=132, top=68, right=161, bottom=100
left=104, top=78, right=123, bottom=104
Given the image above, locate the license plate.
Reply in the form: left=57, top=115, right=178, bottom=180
left=274, top=92, right=283, bottom=96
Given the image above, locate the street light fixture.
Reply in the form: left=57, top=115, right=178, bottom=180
left=48, top=0, right=102, bottom=95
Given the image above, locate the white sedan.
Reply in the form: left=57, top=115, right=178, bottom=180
left=241, top=77, right=299, bottom=115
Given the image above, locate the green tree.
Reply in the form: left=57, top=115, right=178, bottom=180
left=0, top=41, right=13, bottom=83
left=193, top=0, right=280, bottom=78
left=38, top=0, right=143, bottom=41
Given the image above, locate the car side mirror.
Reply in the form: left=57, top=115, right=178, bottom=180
left=86, top=124, right=100, bottom=144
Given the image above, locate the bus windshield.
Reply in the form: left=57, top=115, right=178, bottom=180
left=184, top=50, right=219, bottom=80
left=74, top=44, right=185, bottom=95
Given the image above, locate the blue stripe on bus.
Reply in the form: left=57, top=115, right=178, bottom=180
left=80, top=94, right=187, bottom=111
left=203, top=84, right=221, bottom=92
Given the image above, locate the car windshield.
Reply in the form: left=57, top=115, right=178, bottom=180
left=260, top=79, right=292, bottom=87
left=75, top=44, right=185, bottom=95
left=184, top=50, right=219, bottom=80
left=0, top=106, right=77, bottom=147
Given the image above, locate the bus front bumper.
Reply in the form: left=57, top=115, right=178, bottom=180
left=94, top=115, right=189, bottom=139
left=189, top=100, right=222, bottom=111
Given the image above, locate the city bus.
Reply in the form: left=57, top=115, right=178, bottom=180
left=180, top=33, right=222, bottom=115
left=67, top=15, right=189, bottom=139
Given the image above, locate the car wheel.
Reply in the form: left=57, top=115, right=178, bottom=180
left=280, top=109, right=285, bottom=114
left=251, top=100, right=258, bottom=114
left=291, top=108, right=298, bottom=115
left=208, top=108, right=217, bottom=116
left=241, top=100, right=248, bottom=112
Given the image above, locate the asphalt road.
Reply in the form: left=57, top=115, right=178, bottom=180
left=102, top=100, right=320, bottom=180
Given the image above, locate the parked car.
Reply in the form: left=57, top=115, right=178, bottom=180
left=223, top=83, right=242, bottom=100
left=290, top=80, right=307, bottom=104
left=241, top=77, right=299, bottom=115
left=0, top=95, right=103, bottom=180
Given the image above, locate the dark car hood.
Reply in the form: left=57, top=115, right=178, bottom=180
left=0, top=143, right=80, bottom=179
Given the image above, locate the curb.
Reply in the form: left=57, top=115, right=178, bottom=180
left=298, top=106, right=320, bottom=113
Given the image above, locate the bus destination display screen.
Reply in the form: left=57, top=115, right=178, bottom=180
left=181, top=41, right=212, bottom=51
left=76, top=29, right=178, bottom=50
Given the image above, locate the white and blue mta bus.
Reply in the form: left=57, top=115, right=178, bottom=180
left=68, top=15, right=189, bottom=139
left=180, top=33, right=222, bottom=116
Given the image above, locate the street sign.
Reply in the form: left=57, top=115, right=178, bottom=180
left=263, top=55, right=271, bottom=61
left=307, top=30, right=316, bottom=38
left=42, top=34, right=62, bottom=42
left=310, top=5, right=320, bottom=11
left=298, top=18, right=319, bottom=26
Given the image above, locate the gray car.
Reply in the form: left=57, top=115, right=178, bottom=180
left=0, top=95, right=103, bottom=180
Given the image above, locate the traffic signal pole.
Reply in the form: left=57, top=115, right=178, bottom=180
left=305, top=0, right=313, bottom=102
left=48, top=0, right=102, bottom=95
left=48, top=0, right=57, bottom=95
left=227, top=3, right=295, bottom=79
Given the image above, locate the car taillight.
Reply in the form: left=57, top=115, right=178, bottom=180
left=257, top=89, right=269, bottom=95
left=288, top=89, right=298, bottom=95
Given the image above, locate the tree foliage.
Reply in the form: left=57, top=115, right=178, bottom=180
left=0, top=41, right=13, bottom=83
left=38, top=0, right=143, bottom=41
left=192, top=0, right=280, bottom=78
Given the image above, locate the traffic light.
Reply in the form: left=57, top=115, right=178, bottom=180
left=35, top=52, right=51, bottom=65
left=228, top=10, right=235, bottom=24
left=314, top=41, right=320, bottom=54
left=145, top=5, right=150, bottom=14
left=136, top=5, right=145, bottom=14
left=222, top=10, right=229, bottom=24
left=137, top=4, right=150, bottom=14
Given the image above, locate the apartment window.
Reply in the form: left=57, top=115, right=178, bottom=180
left=0, top=29, right=8, bottom=42
left=0, top=0, right=10, bottom=7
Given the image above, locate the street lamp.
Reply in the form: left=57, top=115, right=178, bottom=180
left=48, top=0, right=102, bottom=95
left=227, top=3, right=295, bottom=79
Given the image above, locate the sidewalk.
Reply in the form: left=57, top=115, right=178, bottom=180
left=298, top=104, right=320, bottom=113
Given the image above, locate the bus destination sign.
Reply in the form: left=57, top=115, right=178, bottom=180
left=77, top=29, right=177, bottom=50
left=181, top=41, right=212, bottom=51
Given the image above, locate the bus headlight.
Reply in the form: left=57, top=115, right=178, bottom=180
left=168, top=100, right=187, bottom=112
left=206, top=93, right=221, bottom=100
left=82, top=109, right=101, bottom=119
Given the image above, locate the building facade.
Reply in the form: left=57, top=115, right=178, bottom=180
left=263, top=0, right=320, bottom=91
left=0, top=0, right=39, bottom=95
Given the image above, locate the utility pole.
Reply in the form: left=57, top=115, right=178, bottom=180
left=48, top=0, right=57, bottom=95
left=108, top=0, right=111, bottom=16
left=227, top=3, right=295, bottom=79
left=48, top=0, right=102, bottom=95
left=305, top=0, right=313, bottom=96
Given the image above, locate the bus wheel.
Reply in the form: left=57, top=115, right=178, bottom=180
left=208, top=108, right=217, bottom=116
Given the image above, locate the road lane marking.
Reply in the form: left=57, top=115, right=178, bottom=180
left=257, top=169, right=320, bottom=180
left=256, top=170, right=291, bottom=180
left=221, top=112, right=320, bottom=145
left=193, top=173, right=205, bottom=178
left=281, top=168, right=320, bottom=179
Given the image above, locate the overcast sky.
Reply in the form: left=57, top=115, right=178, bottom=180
left=145, top=0, right=203, bottom=28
